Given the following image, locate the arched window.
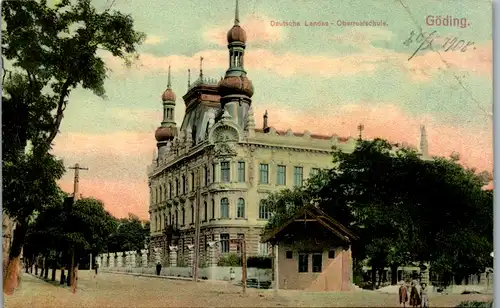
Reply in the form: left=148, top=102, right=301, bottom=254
left=175, top=178, right=179, bottom=196
left=220, top=198, right=229, bottom=218
left=159, top=186, right=163, bottom=202
left=182, top=208, right=186, bottom=225
left=190, top=204, right=194, bottom=223
left=237, top=198, right=245, bottom=218
left=175, top=210, right=179, bottom=227
left=182, top=175, right=186, bottom=194
left=211, top=199, right=215, bottom=219
left=259, top=200, right=270, bottom=219
left=169, top=182, right=173, bottom=198
left=204, top=201, right=208, bottom=222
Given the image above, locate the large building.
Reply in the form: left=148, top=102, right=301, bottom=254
left=147, top=1, right=428, bottom=265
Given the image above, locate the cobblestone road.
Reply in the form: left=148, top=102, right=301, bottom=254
left=4, top=271, right=493, bottom=307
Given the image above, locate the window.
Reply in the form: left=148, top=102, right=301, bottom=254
left=175, top=210, right=178, bottom=227
left=212, top=163, right=216, bottom=182
left=191, top=172, right=195, bottom=191
left=211, top=199, right=215, bottom=219
left=236, top=198, right=245, bottom=218
left=182, top=175, right=186, bottom=194
left=191, top=204, right=194, bottom=224
left=169, top=212, right=172, bottom=225
left=204, top=166, right=209, bottom=186
left=312, top=253, right=322, bottom=272
left=259, top=164, right=269, bottom=184
left=286, top=251, right=293, bottom=259
left=169, top=182, right=172, bottom=198
left=175, top=178, right=179, bottom=196
left=258, top=243, right=269, bottom=256
left=277, top=165, right=286, bottom=185
left=293, top=167, right=304, bottom=187
left=159, top=186, right=163, bottom=202
left=298, top=253, right=308, bottom=272
left=328, top=250, right=335, bottom=259
left=259, top=200, right=270, bottom=219
left=221, top=161, right=230, bottom=183
left=220, top=233, right=230, bottom=253
left=310, top=168, right=320, bottom=177
left=181, top=208, right=185, bottom=225
left=220, top=198, right=229, bottom=218
left=237, top=161, right=245, bottom=182
left=204, top=201, right=208, bottom=221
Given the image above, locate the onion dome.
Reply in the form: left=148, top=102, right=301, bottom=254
left=218, top=75, right=254, bottom=97
left=155, top=126, right=177, bottom=142
left=227, top=25, right=246, bottom=44
left=161, top=88, right=176, bottom=102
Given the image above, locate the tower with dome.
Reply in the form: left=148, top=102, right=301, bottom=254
left=146, top=0, right=428, bottom=269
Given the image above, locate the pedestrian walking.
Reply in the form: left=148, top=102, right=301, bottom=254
left=420, top=283, right=429, bottom=308
left=94, top=262, right=99, bottom=275
left=409, top=280, right=421, bottom=307
left=156, top=262, right=162, bottom=276
left=399, top=280, right=409, bottom=307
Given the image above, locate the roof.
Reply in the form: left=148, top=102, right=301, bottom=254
left=260, top=204, right=359, bottom=243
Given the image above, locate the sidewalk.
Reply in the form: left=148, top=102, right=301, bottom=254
left=4, top=273, right=73, bottom=308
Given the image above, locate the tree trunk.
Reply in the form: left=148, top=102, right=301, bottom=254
left=390, top=264, right=399, bottom=285
left=51, top=260, right=56, bottom=282
left=72, top=261, right=79, bottom=293
left=60, top=267, right=65, bottom=285
left=43, top=258, right=49, bottom=280
left=3, top=220, right=27, bottom=295
left=67, top=251, right=74, bottom=287
left=371, top=269, right=377, bottom=289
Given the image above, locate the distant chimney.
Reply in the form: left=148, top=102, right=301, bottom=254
left=420, top=125, right=429, bottom=158
left=263, top=110, right=269, bottom=133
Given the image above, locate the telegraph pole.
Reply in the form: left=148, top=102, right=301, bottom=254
left=192, top=168, right=202, bottom=281
left=67, top=163, right=88, bottom=293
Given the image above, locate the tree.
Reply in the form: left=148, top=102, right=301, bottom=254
left=2, top=0, right=144, bottom=293
left=107, top=214, right=149, bottom=252
left=25, top=197, right=117, bottom=285
left=264, top=138, right=493, bottom=288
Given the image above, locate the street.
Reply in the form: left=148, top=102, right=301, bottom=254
left=4, top=271, right=493, bottom=307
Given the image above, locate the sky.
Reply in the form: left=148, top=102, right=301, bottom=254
left=52, top=0, right=492, bottom=220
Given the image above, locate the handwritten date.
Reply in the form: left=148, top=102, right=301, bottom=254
left=403, top=30, right=475, bottom=61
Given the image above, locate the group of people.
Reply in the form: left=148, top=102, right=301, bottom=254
left=399, top=278, right=429, bottom=307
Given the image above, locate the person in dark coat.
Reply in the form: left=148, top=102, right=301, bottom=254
left=409, top=281, right=421, bottom=307
left=94, top=262, right=99, bottom=275
left=399, top=280, right=409, bottom=307
left=156, top=262, right=162, bottom=276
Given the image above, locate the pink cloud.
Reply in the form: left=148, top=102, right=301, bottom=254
left=203, top=14, right=284, bottom=47
left=252, top=103, right=492, bottom=173
left=405, top=43, right=492, bottom=81
left=103, top=40, right=492, bottom=81
left=53, top=104, right=492, bottom=219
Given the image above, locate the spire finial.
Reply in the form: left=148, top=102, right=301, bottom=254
left=234, top=0, right=240, bottom=25
left=167, top=65, right=172, bottom=88
left=199, top=56, right=204, bottom=79
left=188, top=69, right=191, bottom=88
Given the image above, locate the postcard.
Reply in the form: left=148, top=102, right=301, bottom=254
left=2, top=0, right=493, bottom=307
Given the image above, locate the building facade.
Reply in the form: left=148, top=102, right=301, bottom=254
left=146, top=2, right=428, bottom=265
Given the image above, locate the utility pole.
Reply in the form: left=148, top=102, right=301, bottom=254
left=67, top=163, right=88, bottom=293
left=241, top=238, right=247, bottom=294
left=192, top=168, right=202, bottom=281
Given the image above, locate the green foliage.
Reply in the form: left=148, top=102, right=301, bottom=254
left=26, top=197, right=118, bottom=261
left=217, top=253, right=242, bottom=266
left=106, top=213, right=149, bottom=252
left=1, top=0, right=144, bottom=266
left=263, top=138, right=493, bottom=286
left=247, top=256, right=272, bottom=269
left=455, top=301, right=492, bottom=308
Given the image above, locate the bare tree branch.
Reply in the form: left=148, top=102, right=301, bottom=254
left=45, top=78, right=72, bottom=147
